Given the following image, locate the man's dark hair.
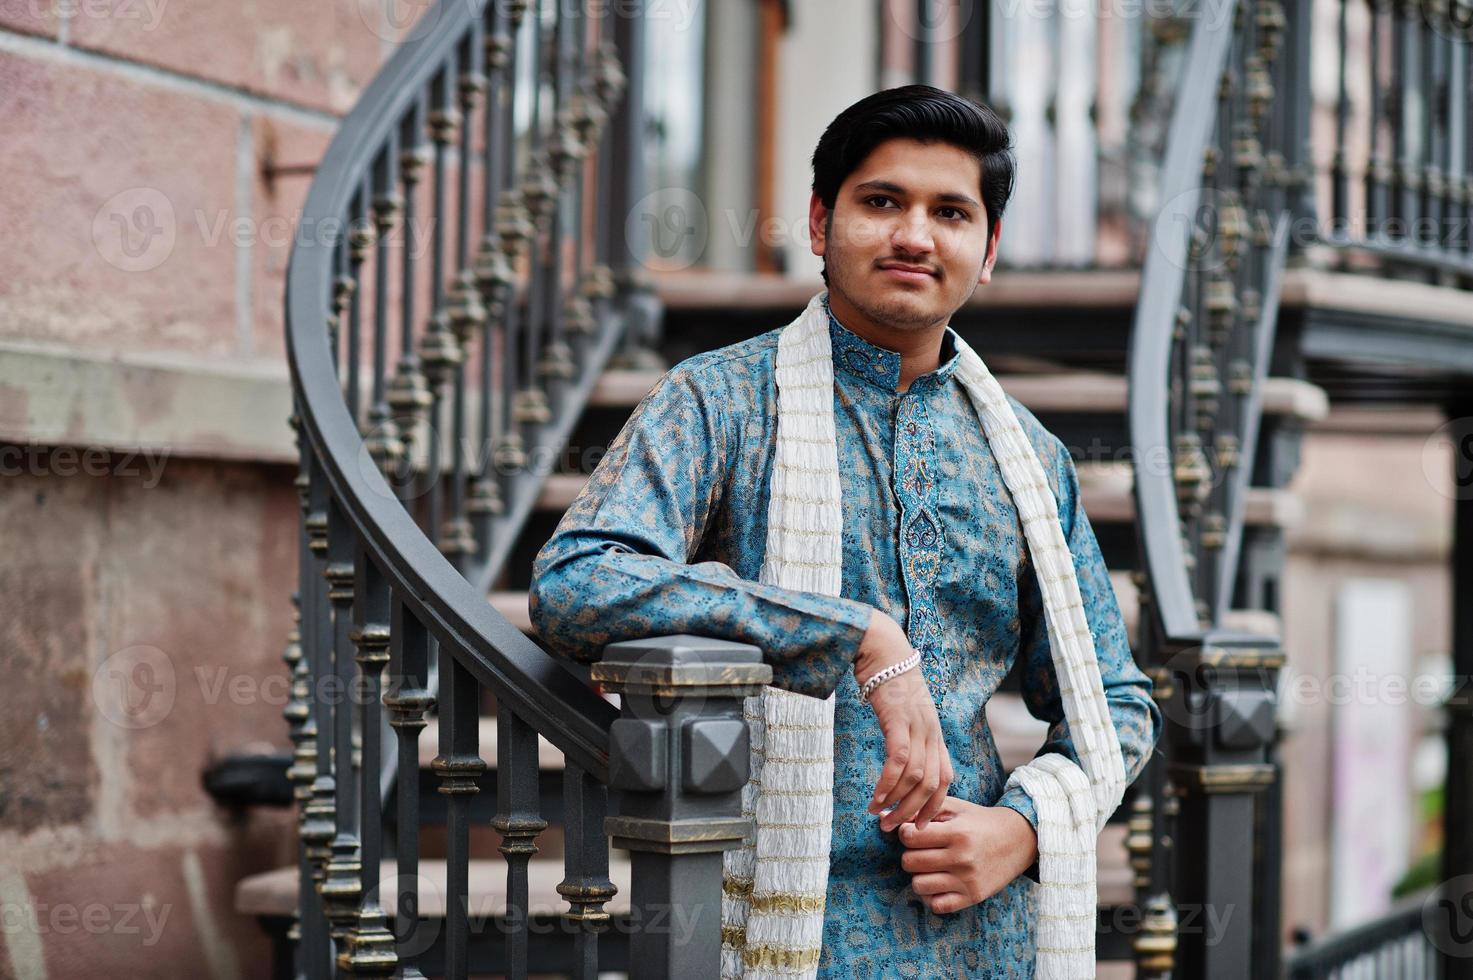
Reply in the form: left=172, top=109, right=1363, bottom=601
left=811, top=84, right=1015, bottom=284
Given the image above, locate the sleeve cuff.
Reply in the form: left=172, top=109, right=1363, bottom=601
left=994, top=785, right=1041, bottom=884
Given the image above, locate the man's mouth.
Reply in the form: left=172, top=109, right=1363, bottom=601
left=878, top=262, right=937, bottom=283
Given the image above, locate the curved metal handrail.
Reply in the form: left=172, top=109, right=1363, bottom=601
left=1127, top=4, right=1239, bottom=643
left=286, top=0, right=616, bottom=779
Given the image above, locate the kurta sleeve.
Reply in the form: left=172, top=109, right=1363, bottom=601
left=993, top=432, right=1164, bottom=879
left=528, top=360, right=876, bottom=700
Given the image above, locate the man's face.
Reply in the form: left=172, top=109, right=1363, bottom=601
left=810, top=137, right=1001, bottom=332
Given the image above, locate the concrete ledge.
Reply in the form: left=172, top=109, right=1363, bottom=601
left=0, top=340, right=294, bottom=463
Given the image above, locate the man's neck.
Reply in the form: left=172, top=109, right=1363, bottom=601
left=827, top=289, right=947, bottom=393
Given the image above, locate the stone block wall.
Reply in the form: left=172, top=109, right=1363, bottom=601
left=0, top=4, right=428, bottom=976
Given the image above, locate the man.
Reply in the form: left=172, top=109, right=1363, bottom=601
left=530, top=85, right=1161, bottom=977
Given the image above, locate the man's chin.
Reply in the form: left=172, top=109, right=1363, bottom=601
left=863, top=291, right=943, bottom=327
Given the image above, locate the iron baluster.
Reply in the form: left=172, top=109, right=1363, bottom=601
left=432, top=646, right=485, bottom=978
left=515, top=0, right=555, bottom=438
left=321, top=498, right=364, bottom=946
left=365, top=144, right=406, bottom=482
left=492, top=710, right=547, bottom=980
left=442, top=26, right=488, bottom=568
left=386, top=97, right=434, bottom=509
left=341, top=550, right=397, bottom=975
left=558, top=764, right=615, bottom=980
left=421, top=57, right=466, bottom=553
left=383, top=598, right=432, bottom=979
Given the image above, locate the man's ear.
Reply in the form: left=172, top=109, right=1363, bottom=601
left=977, top=217, right=1003, bottom=286
left=809, top=192, right=829, bottom=259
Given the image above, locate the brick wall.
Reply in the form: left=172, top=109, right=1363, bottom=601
left=0, top=4, right=424, bottom=976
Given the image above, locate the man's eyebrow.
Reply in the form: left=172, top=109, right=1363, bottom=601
left=852, top=180, right=981, bottom=210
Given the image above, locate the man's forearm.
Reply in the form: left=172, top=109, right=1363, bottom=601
left=529, top=545, right=873, bottom=699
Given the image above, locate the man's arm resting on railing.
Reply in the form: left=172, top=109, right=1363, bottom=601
left=527, top=361, right=873, bottom=700
left=993, top=434, right=1165, bottom=883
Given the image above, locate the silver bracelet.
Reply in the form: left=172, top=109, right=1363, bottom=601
left=858, top=651, right=922, bottom=706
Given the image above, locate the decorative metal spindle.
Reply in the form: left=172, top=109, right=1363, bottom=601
left=589, top=36, right=620, bottom=316
left=291, top=429, right=331, bottom=980
left=387, top=100, right=435, bottom=506
left=558, top=765, right=615, bottom=980
left=1419, top=0, right=1441, bottom=253
left=321, top=499, right=363, bottom=944
left=1449, top=13, right=1467, bottom=259
left=561, top=10, right=597, bottom=344
left=492, top=1, right=533, bottom=491
left=1432, top=5, right=1456, bottom=255
left=383, top=598, right=433, bottom=979
left=1465, top=15, right=1473, bottom=263
left=466, top=1, right=512, bottom=544
left=1333, top=0, right=1352, bottom=228
left=432, top=653, right=487, bottom=979
left=366, top=145, right=407, bottom=480
left=1367, top=0, right=1387, bottom=238
left=302, top=456, right=337, bottom=882
left=491, top=709, right=547, bottom=980
left=1391, top=0, right=1413, bottom=238
left=421, top=59, right=467, bottom=551
left=331, top=236, right=352, bottom=377
left=607, top=3, right=662, bottom=370
left=1459, top=12, right=1471, bottom=263
left=347, top=186, right=373, bottom=428
left=516, top=0, right=555, bottom=435
left=443, top=29, right=488, bottom=566
left=340, top=551, right=396, bottom=976
left=537, top=1, right=580, bottom=389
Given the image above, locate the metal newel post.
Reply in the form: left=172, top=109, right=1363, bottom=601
left=1165, top=636, right=1284, bottom=978
left=593, top=635, right=772, bottom=980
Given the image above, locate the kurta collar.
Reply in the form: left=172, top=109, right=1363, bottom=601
left=823, top=294, right=962, bottom=394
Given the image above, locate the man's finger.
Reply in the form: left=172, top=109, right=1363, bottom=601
left=910, top=872, right=966, bottom=897
left=921, top=891, right=971, bottom=915
left=869, top=729, right=911, bottom=813
left=900, top=845, right=956, bottom=874
left=898, top=816, right=957, bottom=850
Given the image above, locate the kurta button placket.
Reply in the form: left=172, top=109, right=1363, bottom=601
left=893, top=387, right=948, bottom=704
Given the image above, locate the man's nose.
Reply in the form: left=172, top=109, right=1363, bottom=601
left=890, top=208, right=936, bottom=254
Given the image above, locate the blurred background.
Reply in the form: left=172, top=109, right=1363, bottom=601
left=1, top=0, right=1470, bottom=976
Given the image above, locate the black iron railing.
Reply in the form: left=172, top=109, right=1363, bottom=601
left=1324, top=0, right=1473, bottom=285
left=1285, top=893, right=1439, bottom=978
left=1126, top=0, right=1307, bottom=975
left=282, top=1, right=761, bottom=976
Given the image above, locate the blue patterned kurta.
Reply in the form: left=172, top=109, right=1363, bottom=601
left=529, top=297, right=1162, bottom=977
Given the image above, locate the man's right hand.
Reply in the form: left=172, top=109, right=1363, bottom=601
left=854, top=609, right=953, bottom=833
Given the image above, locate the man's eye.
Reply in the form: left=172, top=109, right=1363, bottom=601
left=865, top=195, right=895, bottom=208
left=939, top=207, right=967, bottom=221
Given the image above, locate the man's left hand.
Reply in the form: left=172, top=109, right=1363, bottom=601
left=897, top=796, right=1038, bottom=914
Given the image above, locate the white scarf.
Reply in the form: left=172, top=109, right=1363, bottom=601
left=720, top=292, right=1127, bottom=979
